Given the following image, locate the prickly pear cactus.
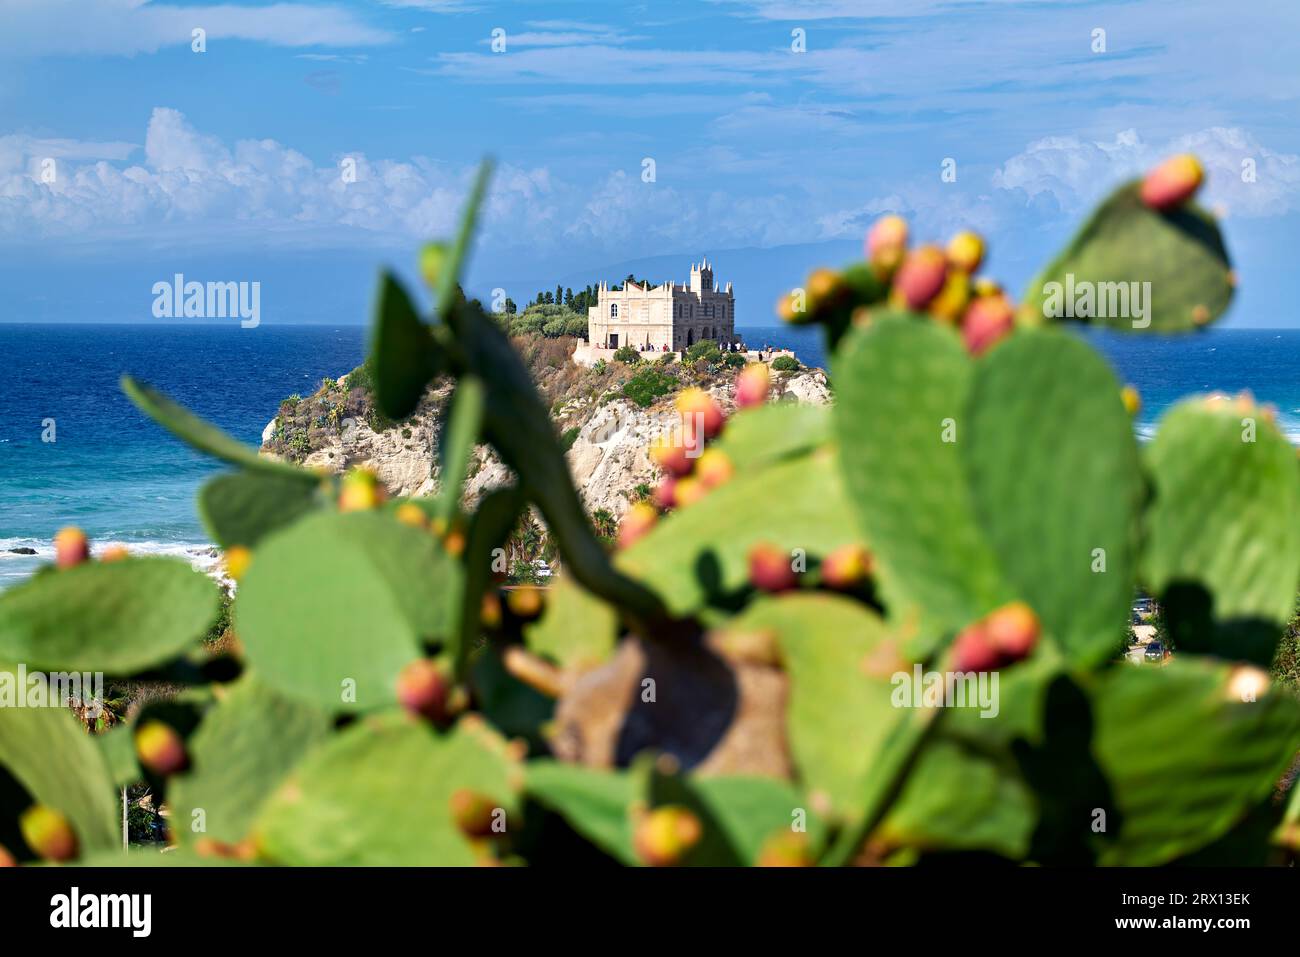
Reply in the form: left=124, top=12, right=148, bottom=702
left=1, top=155, right=1298, bottom=867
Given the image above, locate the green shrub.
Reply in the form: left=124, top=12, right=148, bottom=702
left=659, top=353, right=676, bottom=366
left=621, top=367, right=676, bottom=408
left=771, top=355, right=800, bottom=372
left=612, top=345, right=640, bottom=364
left=685, top=340, right=722, bottom=365
left=560, top=426, right=580, bottom=451
left=723, top=352, right=746, bottom=369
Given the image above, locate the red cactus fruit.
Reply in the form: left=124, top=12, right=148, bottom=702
left=99, top=544, right=130, bottom=562
left=946, top=231, right=985, bottom=274
left=394, top=502, right=429, bottom=528
left=480, top=591, right=503, bottom=629
left=694, top=449, right=734, bottom=489
left=674, top=387, right=725, bottom=440
left=952, top=625, right=1000, bottom=673
left=757, top=831, right=814, bottom=867
left=748, top=542, right=798, bottom=593
left=673, top=476, right=708, bottom=508
left=450, top=789, right=499, bottom=838
left=734, top=362, right=771, bottom=409
left=1140, top=154, right=1204, bottom=211
left=652, top=475, right=678, bottom=510
left=135, top=720, right=189, bottom=776
left=0, top=844, right=15, bottom=867
left=866, top=214, right=908, bottom=263
left=54, top=527, right=89, bottom=569
left=891, top=246, right=948, bottom=310
left=650, top=437, right=695, bottom=478
left=983, top=601, right=1041, bottom=661
left=338, top=468, right=386, bottom=512
left=618, top=502, right=659, bottom=549
left=961, top=294, right=1015, bottom=356
left=396, top=659, right=450, bottom=722
left=506, top=585, right=545, bottom=621
left=633, top=805, right=703, bottom=867
left=821, top=544, right=874, bottom=590
left=19, top=805, right=78, bottom=862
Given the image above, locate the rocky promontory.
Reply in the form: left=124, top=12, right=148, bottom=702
left=260, top=336, right=830, bottom=521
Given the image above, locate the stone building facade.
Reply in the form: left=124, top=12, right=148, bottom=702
left=587, top=259, right=735, bottom=351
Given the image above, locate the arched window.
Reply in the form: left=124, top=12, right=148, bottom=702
left=610, top=303, right=619, bottom=318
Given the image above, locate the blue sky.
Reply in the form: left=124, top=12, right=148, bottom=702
left=1, top=0, right=1298, bottom=326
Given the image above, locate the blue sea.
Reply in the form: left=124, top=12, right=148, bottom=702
left=2, top=322, right=1298, bottom=589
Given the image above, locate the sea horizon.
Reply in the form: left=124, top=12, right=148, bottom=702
left=5, top=322, right=1300, bottom=589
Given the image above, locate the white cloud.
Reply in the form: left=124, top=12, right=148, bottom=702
left=994, top=128, right=1300, bottom=218
left=0, top=0, right=392, bottom=56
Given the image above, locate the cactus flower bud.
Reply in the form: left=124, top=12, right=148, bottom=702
left=891, top=246, right=948, bottom=310
left=1140, top=154, right=1204, bottom=212
left=54, top=527, right=89, bottom=569
left=396, top=659, right=450, bottom=722
left=338, top=468, right=386, bottom=512
left=135, top=720, right=189, bottom=776
left=224, top=545, right=253, bottom=582
left=748, top=542, right=798, bottom=593
left=506, top=585, right=544, bottom=621
left=734, top=362, right=771, bottom=409
left=395, top=502, right=429, bottom=528
left=928, top=268, right=972, bottom=324
left=633, top=805, right=703, bottom=867
left=946, top=231, right=985, bottom=274
left=821, top=544, right=873, bottom=590
left=866, top=214, right=908, bottom=263
left=674, top=387, right=725, bottom=440
left=99, top=544, right=129, bottom=562
left=480, top=591, right=503, bottom=629
left=0, top=844, right=15, bottom=867
left=449, top=789, right=500, bottom=838
left=952, top=625, right=1000, bottom=674
left=1120, top=385, right=1141, bottom=416
left=650, top=437, right=695, bottom=478
left=757, top=831, right=814, bottom=867
left=19, top=805, right=77, bottom=862
left=694, top=449, right=734, bottom=489
left=652, top=476, right=678, bottom=510
left=983, top=601, right=1041, bottom=661
left=618, top=502, right=659, bottom=549
left=806, top=268, right=843, bottom=312
left=961, top=294, right=1015, bottom=356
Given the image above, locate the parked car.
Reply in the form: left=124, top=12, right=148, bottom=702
left=1144, top=641, right=1165, bottom=661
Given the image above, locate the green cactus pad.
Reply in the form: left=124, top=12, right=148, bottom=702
left=370, top=271, right=443, bottom=421
left=525, top=761, right=639, bottom=864
left=169, top=676, right=331, bottom=847
left=121, top=376, right=314, bottom=482
left=1141, top=397, right=1300, bottom=663
left=434, top=375, right=485, bottom=524
left=725, top=593, right=897, bottom=821
left=665, top=774, right=828, bottom=865
left=1023, top=182, right=1234, bottom=331
left=0, top=703, right=120, bottom=855
left=616, top=450, right=858, bottom=619
left=254, top=712, right=520, bottom=865
left=235, top=511, right=460, bottom=712
left=710, top=401, right=830, bottom=473
left=965, top=329, right=1142, bottom=665
left=94, top=724, right=141, bottom=790
left=0, top=557, right=220, bottom=673
left=833, top=316, right=1010, bottom=640
left=198, top=469, right=324, bottom=549
left=453, top=486, right=524, bottom=678
left=1089, top=659, right=1300, bottom=865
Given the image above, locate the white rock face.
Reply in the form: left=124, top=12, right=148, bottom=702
left=262, top=369, right=829, bottom=519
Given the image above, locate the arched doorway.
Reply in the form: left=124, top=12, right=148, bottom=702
left=687, top=329, right=694, bottom=347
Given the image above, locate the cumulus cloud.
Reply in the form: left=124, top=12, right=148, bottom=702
left=994, top=128, right=1300, bottom=218
left=0, top=0, right=392, bottom=56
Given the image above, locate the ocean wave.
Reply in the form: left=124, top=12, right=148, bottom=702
left=0, top=537, right=221, bottom=575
